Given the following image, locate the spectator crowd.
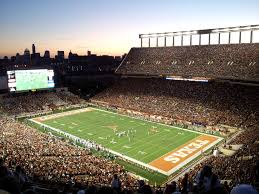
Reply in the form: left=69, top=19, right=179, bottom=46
left=0, top=116, right=138, bottom=193
left=0, top=91, right=84, bottom=116
left=117, top=44, right=259, bottom=81
left=93, top=78, right=258, bottom=128
left=0, top=84, right=258, bottom=193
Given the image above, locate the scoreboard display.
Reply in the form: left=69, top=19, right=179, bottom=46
left=7, top=69, right=55, bottom=92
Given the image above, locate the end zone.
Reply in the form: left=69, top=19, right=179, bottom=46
left=149, top=134, right=222, bottom=175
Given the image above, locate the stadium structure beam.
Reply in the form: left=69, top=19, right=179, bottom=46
left=139, top=24, right=259, bottom=47
left=250, top=30, right=253, bottom=43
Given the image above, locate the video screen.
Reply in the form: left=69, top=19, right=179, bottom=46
left=7, top=69, right=55, bottom=92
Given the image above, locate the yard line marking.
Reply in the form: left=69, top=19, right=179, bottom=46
left=31, top=107, right=223, bottom=175
left=123, top=145, right=131, bottom=149
left=138, top=151, right=147, bottom=155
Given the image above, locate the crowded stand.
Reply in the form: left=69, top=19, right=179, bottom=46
left=116, top=44, right=259, bottom=81
left=0, top=117, right=138, bottom=193
left=92, top=78, right=259, bottom=128
left=0, top=85, right=258, bottom=193
left=0, top=91, right=84, bottom=116
left=0, top=115, right=258, bottom=193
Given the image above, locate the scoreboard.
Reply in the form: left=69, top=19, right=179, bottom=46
left=7, top=69, right=55, bottom=92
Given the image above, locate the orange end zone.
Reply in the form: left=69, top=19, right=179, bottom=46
left=149, top=135, right=219, bottom=172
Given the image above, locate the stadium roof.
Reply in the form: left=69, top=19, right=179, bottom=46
left=139, top=24, right=259, bottom=38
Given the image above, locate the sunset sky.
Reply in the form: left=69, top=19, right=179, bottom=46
left=0, top=0, right=259, bottom=58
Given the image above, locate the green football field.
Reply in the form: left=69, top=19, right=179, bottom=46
left=35, top=108, right=201, bottom=164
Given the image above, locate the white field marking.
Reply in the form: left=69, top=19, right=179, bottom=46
left=164, top=129, right=170, bottom=132
left=141, top=123, right=146, bottom=125
left=71, top=122, right=78, bottom=126
left=165, top=136, right=222, bottom=175
left=30, top=108, right=223, bottom=175
left=138, top=151, right=147, bottom=155
left=78, top=129, right=82, bottom=132
left=91, top=107, right=220, bottom=139
left=30, top=117, right=169, bottom=175
left=69, top=126, right=74, bottom=129
left=91, top=108, right=223, bottom=173
left=98, top=137, right=105, bottom=140
left=53, top=121, right=57, bottom=123
left=139, top=133, right=195, bottom=161
left=87, top=133, right=93, bottom=136
left=60, top=124, right=65, bottom=126
left=130, top=120, right=135, bottom=122
left=110, top=140, right=117, bottom=144
left=37, top=108, right=92, bottom=121
left=123, top=145, right=131, bottom=149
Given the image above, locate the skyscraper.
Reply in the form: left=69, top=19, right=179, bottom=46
left=57, top=51, right=64, bottom=60
left=24, top=48, right=31, bottom=65
left=44, top=50, right=50, bottom=58
left=32, top=44, right=36, bottom=54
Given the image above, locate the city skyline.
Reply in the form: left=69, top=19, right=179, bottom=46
left=1, top=0, right=259, bottom=58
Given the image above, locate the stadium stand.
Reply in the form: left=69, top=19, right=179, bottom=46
left=0, top=90, right=258, bottom=193
left=0, top=91, right=84, bottom=116
left=0, top=116, right=138, bottom=193
left=92, top=78, right=259, bottom=128
left=116, top=44, right=259, bottom=81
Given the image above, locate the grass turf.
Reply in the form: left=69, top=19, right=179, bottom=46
left=41, top=108, right=200, bottom=164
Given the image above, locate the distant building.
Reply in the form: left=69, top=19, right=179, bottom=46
left=44, top=50, right=50, bottom=58
left=10, top=56, right=16, bottom=62
left=58, top=51, right=65, bottom=61
left=15, top=53, right=22, bottom=64
left=32, top=44, right=36, bottom=54
left=67, top=53, right=118, bottom=73
left=87, top=50, right=91, bottom=56
left=24, top=48, right=31, bottom=65
left=31, top=53, right=41, bottom=66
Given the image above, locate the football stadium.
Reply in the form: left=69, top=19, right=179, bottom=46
left=0, top=2, right=259, bottom=193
